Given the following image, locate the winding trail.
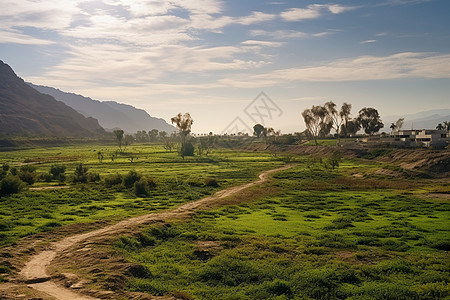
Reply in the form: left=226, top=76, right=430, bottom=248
left=19, top=165, right=291, bottom=300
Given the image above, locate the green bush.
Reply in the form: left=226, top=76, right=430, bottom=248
left=123, top=170, right=141, bottom=187
left=40, top=172, right=53, bottom=182
left=50, top=164, right=66, bottom=182
left=198, top=256, right=264, bottom=286
left=18, top=170, right=36, bottom=185
left=181, top=142, right=195, bottom=157
left=87, top=172, right=101, bottom=182
left=104, top=173, right=123, bottom=186
left=72, top=163, right=88, bottom=183
left=0, top=175, right=24, bottom=196
left=2, top=163, right=9, bottom=172
left=204, top=177, right=219, bottom=187
left=134, top=177, right=156, bottom=196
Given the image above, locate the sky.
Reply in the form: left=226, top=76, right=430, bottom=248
left=1, top=0, right=449, bottom=134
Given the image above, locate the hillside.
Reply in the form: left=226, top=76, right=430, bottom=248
left=28, top=83, right=176, bottom=134
left=0, top=61, right=104, bottom=138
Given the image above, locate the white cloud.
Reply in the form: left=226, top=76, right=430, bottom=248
left=0, top=29, right=55, bottom=45
left=327, top=4, right=357, bottom=14
left=237, top=12, right=276, bottom=25
left=281, top=4, right=355, bottom=22
left=281, top=6, right=321, bottom=21
left=214, top=52, right=450, bottom=88
left=0, top=0, right=83, bottom=30
left=360, top=39, right=377, bottom=44
left=250, top=29, right=336, bottom=40
left=241, top=40, right=283, bottom=47
left=250, top=29, right=309, bottom=39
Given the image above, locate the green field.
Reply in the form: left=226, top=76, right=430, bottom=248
left=113, top=156, right=450, bottom=300
left=0, top=144, right=449, bottom=299
left=0, top=144, right=283, bottom=245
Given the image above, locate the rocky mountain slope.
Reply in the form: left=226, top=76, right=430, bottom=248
left=0, top=61, right=104, bottom=137
left=29, top=83, right=176, bottom=134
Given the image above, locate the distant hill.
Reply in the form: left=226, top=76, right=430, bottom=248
left=382, top=109, right=450, bottom=131
left=0, top=61, right=104, bottom=138
left=28, top=83, right=176, bottom=134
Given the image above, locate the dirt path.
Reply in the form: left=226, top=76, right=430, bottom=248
left=18, top=165, right=290, bottom=300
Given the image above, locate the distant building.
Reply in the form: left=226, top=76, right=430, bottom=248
left=361, top=129, right=449, bottom=149
left=415, top=129, right=449, bottom=148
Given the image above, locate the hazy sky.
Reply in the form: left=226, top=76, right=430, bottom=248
left=1, top=0, right=449, bottom=134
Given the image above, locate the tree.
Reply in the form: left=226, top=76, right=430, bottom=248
left=135, top=130, right=149, bottom=143
left=253, top=124, right=265, bottom=138
left=148, top=129, right=159, bottom=142
left=341, top=119, right=360, bottom=137
left=395, top=118, right=404, bottom=131
left=302, top=105, right=330, bottom=145
left=171, top=113, right=194, bottom=158
left=444, top=121, right=450, bottom=131
left=390, top=123, right=397, bottom=133
left=324, top=101, right=352, bottom=144
left=159, top=131, right=168, bottom=139
left=123, top=134, right=134, bottom=152
left=73, top=163, right=88, bottom=183
left=357, top=107, right=384, bottom=135
left=113, top=129, right=124, bottom=152
left=436, top=123, right=444, bottom=130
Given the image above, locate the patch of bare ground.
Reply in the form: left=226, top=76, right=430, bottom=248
left=335, top=251, right=391, bottom=265
left=374, top=168, right=402, bottom=177
left=331, top=176, right=421, bottom=190
left=2, top=166, right=290, bottom=300
left=29, top=186, right=70, bottom=191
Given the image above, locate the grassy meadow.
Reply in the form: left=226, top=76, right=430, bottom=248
left=0, top=143, right=449, bottom=299
left=113, top=155, right=449, bottom=299
left=0, top=144, right=283, bottom=246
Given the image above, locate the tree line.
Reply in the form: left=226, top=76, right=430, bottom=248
left=302, top=102, right=384, bottom=145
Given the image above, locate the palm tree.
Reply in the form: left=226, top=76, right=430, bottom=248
left=390, top=123, right=397, bottom=134
left=436, top=123, right=444, bottom=130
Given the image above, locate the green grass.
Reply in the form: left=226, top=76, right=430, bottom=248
left=114, top=160, right=450, bottom=300
left=1, top=144, right=449, bottom=299
left=0, top=144, right=283, bottom=245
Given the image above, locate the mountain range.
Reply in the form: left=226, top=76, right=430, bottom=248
left=28, top=83, right=175, bottom=134
left=382, top=109, right=450, bottom=131
left=0, top=60, right=104, bottom=138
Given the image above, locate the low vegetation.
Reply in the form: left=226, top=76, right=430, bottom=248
left=0, top=143, right=448, bottom=300
left=113, top=157, right=449, bottom=299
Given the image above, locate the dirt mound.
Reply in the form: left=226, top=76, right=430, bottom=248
left=243, top=144, right=450, bottom=175
left=375, top=149, right=450, bottom=174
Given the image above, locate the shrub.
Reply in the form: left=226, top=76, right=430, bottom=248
left=204, top=177, right=219, bottom=187
left=20, top=165, right=37, bottom=173
left=18, top=170, right=36, bottom=185
left=198, top=256, right=263, bottom=286
left=134, top=177, right=156, bottom=196
left=181, top=142, right=195, bottom=157
left=72, top=163, right=88, bottom=183
left=87, top=172, right=101, bottom=182
left=123, top=170, right=141, bottom=187
left=0, top=175, right=24, bottom=196
left=266, top=279, right=293, bottom=296
left=428, top=240, right=450, bottom=251
left=40, top=172, right=53, bottom=182
left=104, top=173, right=123, bottom=186
left=2, top=164, right=9, bottom=172
left=50, top=165, right=66, bottom=181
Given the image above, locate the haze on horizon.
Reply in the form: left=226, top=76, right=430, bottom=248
left=1, top=0, right=449, bottom=134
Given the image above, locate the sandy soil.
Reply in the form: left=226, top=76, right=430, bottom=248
left=7, top=165, right=291, bottom=300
